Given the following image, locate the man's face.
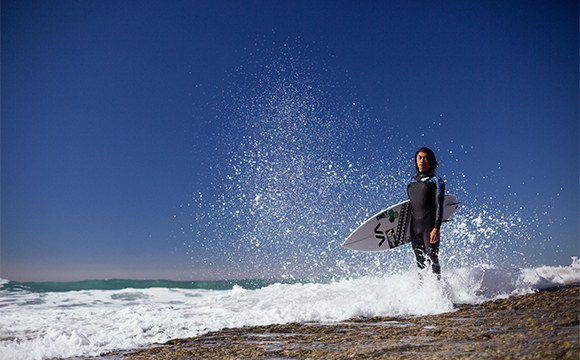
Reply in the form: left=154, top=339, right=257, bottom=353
left=416, top=151, right=429, bottom=172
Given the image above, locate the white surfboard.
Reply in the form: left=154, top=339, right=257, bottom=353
left=342, top=194, right=459, bottom=252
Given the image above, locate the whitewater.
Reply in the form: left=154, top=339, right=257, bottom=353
left=1, top=259, right=579, bottom=360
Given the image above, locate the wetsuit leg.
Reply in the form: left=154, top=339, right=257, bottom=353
left=410, top=213, right=440, bottom=275
left=410, top=222, right=427, bottom=270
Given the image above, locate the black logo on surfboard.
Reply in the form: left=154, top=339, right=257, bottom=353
left=374, top=223, right=397, bottom=248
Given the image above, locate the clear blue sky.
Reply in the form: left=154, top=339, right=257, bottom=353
left=2, top=0, right=578, bottom=281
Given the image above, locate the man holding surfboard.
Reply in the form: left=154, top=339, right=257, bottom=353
left=341, top=148, right=458, bottom=274
left=407, top=147, right=445, bottom=276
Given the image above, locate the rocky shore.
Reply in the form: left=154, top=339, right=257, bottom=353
left=106, top=286, right=579, bottom=359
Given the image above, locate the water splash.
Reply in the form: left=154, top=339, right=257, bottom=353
left=174, top=39, right=538, bottom=280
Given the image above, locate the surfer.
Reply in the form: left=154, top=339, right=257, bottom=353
left=407, top=147, right=445, bottom=276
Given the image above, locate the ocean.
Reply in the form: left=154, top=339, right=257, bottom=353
left=1, top=258, right=579, bottom=360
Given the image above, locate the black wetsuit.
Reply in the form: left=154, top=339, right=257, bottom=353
left=407, top=172, right=445, bottom=275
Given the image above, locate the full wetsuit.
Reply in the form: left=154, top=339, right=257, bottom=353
left=407, top=172, right=445, bottom=275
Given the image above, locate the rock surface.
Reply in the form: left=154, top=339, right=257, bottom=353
left=104, top=286, right=579, bottom=359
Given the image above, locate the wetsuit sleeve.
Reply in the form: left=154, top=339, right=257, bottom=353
left=433, top=176, right=445, bottom=229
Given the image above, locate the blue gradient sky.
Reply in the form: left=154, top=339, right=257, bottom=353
left=2, top=1, right=578, bottom=281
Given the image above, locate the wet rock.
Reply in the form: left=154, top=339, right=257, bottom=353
left=102, top=286, right=579, bottom=360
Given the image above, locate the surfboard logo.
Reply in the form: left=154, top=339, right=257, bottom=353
left=376, top=209, right=399, bottom=223
left=374, top=223, right=397, bottom=248
left=385, top=229, right=396, bottom=248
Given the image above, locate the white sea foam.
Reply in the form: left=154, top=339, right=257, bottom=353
left=1, top=258, right=579, bottom=360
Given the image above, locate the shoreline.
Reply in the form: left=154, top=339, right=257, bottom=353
left=99, top=285, right=579, bottom=359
